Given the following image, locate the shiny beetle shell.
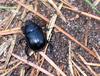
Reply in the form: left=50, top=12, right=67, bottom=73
left=22, top=20, right=47, bottom=52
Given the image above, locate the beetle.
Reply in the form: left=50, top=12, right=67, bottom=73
left=21, top=20, right=47, bottom=53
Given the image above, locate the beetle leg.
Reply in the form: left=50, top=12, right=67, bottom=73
left=25, top=43, right=30, bottom=57
left=17, top=37, right=25, bottom=45
left=25, top=43, right=34, bottom=57
left=48, top=41, right=54, bottom=53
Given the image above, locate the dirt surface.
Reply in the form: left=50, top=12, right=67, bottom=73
left=0, top=0, right=100, bottom=76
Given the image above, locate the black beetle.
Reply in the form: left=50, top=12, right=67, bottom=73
left=21, top=20, right=47, bottom=52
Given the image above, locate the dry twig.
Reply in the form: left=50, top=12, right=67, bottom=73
left=4, top=35, right=16, bottom=68
left=12, top=53, right=54, bottom=76
left=68, top=40, right=74, bottom=76
left=1, top=61, right=22, bottom=76
left=39, top=52, right=67, bottom=76
left=78, top=54, right=98, bottom=76
left=72, top=60, right=87, bottom=76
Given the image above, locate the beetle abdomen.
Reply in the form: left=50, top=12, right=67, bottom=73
left=22, top=20, right=47, bottom=52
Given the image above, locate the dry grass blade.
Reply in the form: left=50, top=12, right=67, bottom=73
left=0, top=0, right=25, bottom=34
left=93, top=0, right=100, bottom=6
left=47, top=3, right=63, bottom=41
left=61, top=0, right=78, bottom=10
left=0, top=60, right=19, bottom=70
left=78, top=54, right=98, bottom=76
left=0, top=69, right=8, bottom=74
left=20, top=67, right=25, bottom=76
left=84, top=30, right=88, bottom=46
left=34, top=0, right=38, bottom=12
left=0, top=27, right=21, bottom=36
left=85, top=62, right=100, bottom=67
left=12, top=53, right=54, bottom=76
left=15, top=0, right=100, bottom=21
left=0, top=40, right=10, bottom=56
left=92, top=47, right=100, bottom=61
left=39, top=51, right=67, bottom=76
left=4, top=35, right=16, bottom=68
left=47, top=0, right=66, bottom=22
left=4, top=0, right=25, bottom=29
left=47, top=14, right=57, bottom=41
left=68, top=40, right=74, bottom=76
left=72, top=60, right=87, bottom=76
left=73, top=66, right=80, bottom=76
left=40, top=0, right=52, bottom=9
left=30, top=69, right=36, bottom=76
left=14, top=0, right=49, bottom=22
left=0, top=16, right=10, bottom=27
left=17, top=9, right=27, bottom=27
left=5, top=14, right=16, bottom=29
left=1, top=61, right=22, bottom=76
left=63, top=6, right=100, bottom=21
left=58, top=65, right=65, bottom=76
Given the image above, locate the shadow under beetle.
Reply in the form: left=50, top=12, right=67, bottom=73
left=21, top=20, right=47, bottom=54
